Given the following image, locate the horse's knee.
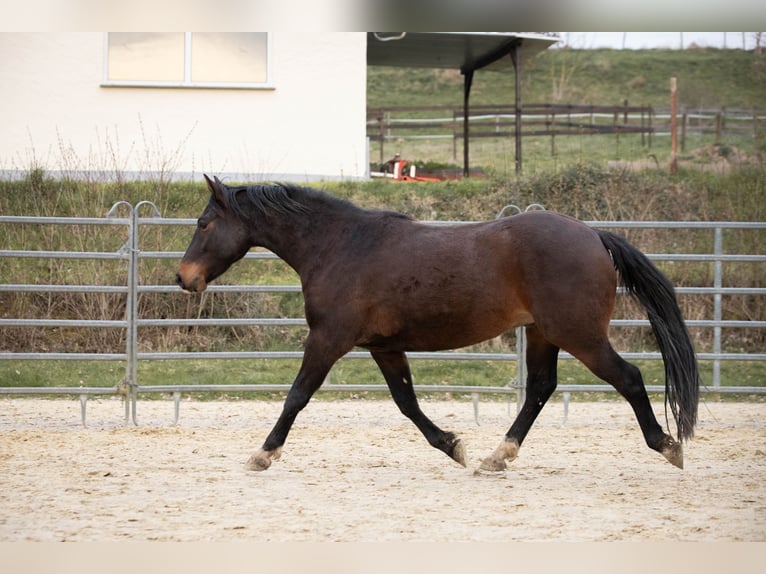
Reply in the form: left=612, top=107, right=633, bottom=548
left=283, top=389, right=312, bottom=413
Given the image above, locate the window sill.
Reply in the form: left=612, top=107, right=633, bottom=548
left=101, top=81, right=276, bottom=90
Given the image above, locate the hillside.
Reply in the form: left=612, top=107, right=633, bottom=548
left=368, top=48, right=766, bottom=110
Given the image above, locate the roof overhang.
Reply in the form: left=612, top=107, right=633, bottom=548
left=367, top=32, right=559, bottom=72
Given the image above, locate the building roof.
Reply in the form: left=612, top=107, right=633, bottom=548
left=367, top=32, right=559, bottom=72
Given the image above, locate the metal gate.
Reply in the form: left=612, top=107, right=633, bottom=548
left=2, top=204, right=764, bottom=425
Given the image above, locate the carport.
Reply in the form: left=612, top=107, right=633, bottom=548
left=367, top=32, right=559, bottom=175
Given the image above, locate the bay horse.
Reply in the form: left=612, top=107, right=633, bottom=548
left=176, top=175, right=699, bottom=472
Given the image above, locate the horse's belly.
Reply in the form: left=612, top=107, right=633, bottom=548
left=360, top=308, right=532, bottom=353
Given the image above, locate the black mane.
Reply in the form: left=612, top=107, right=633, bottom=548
left=221, top=182, right=409, bottom=222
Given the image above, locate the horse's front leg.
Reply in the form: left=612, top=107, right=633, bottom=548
left=245, top=332, right=346, bottom=471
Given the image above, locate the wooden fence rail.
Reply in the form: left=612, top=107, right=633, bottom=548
left=367, top=103, right=766, bottom=165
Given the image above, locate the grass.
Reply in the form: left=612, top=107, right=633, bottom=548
left=368, top=48, right=766, bottom=110
left=368, top=48, right=766, bottom=176
left=4, top=356, right=762, bottom=406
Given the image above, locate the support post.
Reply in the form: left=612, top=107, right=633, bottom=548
left=80, top=393, right=88, bottom=427
left=462, top=68, right=474, bottom=177
left=126, top=205, right=139, bottom=425
left=511, top=46, right=523, bottom=174
left=515, top=326, right=526, bottom=414
left=107, top=201, right=136, bottom=425
left=670, top=77, right=678, bottom=173
left=713, top=227, right=723, bottom=388
left=126, top=201, right=162, bottom=426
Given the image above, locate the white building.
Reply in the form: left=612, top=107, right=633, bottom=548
left=0, top=32, right=368, bottom=182
left=0, top=32, right=556, bottom=183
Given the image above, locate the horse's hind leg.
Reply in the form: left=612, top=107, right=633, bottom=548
left=371, top=350, right=466, bottom=467
left=479, top=325, right=559, bottom=472
left=574, top=343, right=684, bottom=468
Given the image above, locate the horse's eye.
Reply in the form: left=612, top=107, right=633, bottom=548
left=198, top=220, right=210, bottom=232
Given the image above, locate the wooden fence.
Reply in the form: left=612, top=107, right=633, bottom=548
left=367, top=103, right=765, bottom=165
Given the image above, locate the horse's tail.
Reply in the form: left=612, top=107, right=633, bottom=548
left=598, top=230, right=699, bottom=442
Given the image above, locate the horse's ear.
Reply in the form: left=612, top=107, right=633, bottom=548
left=203, top=174, right=226, bottom=207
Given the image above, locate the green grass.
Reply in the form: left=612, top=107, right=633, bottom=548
left=368, top=48, right=766, bottom=110
left=2, top=355, right=763, bottom=399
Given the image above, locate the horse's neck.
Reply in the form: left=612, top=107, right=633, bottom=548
left=259, top=205, right=349, bottom=279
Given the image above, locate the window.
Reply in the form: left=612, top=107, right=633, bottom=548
left=104, top=33, right=271, bottom=88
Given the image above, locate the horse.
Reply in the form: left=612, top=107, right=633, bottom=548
left=176, top=174, right=699, bottom=472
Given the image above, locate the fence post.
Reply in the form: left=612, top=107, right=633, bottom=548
left=715, top=110, right=722, bottom=145
left=550, top=111, right=556, bottom=156
left=453, top=110, right=458, bottom=162
left=127, top=201, right=162, bottom=425
left=670, top=78, right=678, bottom=174
left=515, top=326, right=526, bottom=414
left=379, top=112, right=388, bottom=164
left=123, top=202, right=140, bottom=425
left=713, top=226, right=723, bottom=388
left=106, top=201, right=136, bottom=424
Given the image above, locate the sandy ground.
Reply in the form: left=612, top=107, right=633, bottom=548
left=0, top=397, right=764, bottom=542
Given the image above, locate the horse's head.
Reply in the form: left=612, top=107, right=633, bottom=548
left=176, top=175, right=252, bottom=293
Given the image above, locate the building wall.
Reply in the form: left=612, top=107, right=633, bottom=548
left=0, top=32, right=368, bottom=182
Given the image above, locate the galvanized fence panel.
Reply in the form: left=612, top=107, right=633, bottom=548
left=1, top=205, right=764, bottom=426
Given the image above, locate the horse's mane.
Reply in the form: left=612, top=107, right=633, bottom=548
left=221, top=182, right=410, bottom=222
left=221, top=183, right=361, bottom=221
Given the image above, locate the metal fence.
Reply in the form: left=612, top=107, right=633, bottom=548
left=1, top=202, right=764, bottom=426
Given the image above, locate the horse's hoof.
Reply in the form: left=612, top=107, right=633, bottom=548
left=245, top=455, right=270, bottom=471
left=245, top=449, right=275, bottom=471
left=477, top=456, right=507, bottom=473
left=475, top=438, right=519, bottom=474
left=450, top=438, right=467, bottom=468
left=661, top=440, right=684, bottom=469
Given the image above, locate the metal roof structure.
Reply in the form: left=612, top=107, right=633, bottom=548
left=367, top=32, right=558, bottom=71
left=367, top=32, right=560, bottom=174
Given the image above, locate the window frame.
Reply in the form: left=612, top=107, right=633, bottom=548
left=102, top=32, right=274, bottom=90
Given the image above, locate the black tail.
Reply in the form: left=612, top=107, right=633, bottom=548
left=598, top=230, right=699, bottom=442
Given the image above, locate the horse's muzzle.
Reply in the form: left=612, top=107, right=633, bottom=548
left=176, top=263, right=207, bottom=293
left=175, top=271, right=189, bottom=291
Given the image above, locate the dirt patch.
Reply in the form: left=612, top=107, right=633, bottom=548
left=0, top=398, right=764, bottom=541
